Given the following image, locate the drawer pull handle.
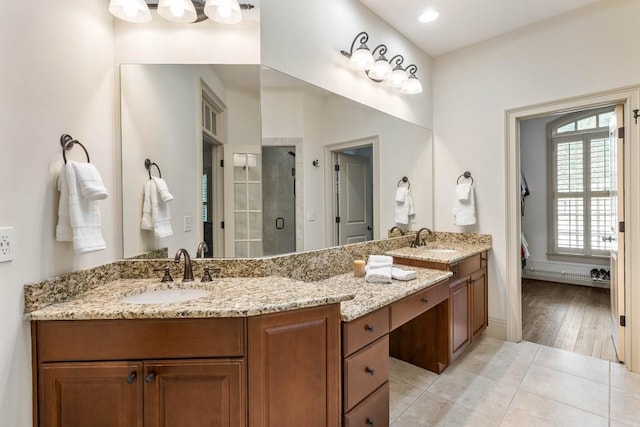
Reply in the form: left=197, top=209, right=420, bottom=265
left=365, top=366, right=375, bottom=376
left=366, top=418, right=375, bottom=426
left=452, top=270, right=458, bottom=276
left=421, top=298, right=429, bottom=304
left=126, top=372, right=137, bottom=384
left=144, top=372, right=157, bottom=383
left=364, top=324, right=375, bottom=333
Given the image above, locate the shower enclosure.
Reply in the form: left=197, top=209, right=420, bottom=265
left=262, top=146, right=296, bottom=255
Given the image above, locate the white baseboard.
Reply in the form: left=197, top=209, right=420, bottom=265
left=486, top=317, right=506, bottom=340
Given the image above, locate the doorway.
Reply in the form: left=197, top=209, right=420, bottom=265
left=505, top=86, right=640, bottom=369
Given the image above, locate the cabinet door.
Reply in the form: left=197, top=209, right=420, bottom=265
left=248, top=304, right=341, bottom=427
left=143, top=359, right=245, bottom=427
left=471, top=268, right=488, bottom=338
left=450, top=279, right=470, bottom=359
left=39, top=361, right=143, bottom=427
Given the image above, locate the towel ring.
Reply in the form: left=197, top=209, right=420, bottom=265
left=145, top=159, right=162, bottom=179
left=397, top=176, right=410, bottom=189
left=457, top=171, right=473, bottom=184
left=60, top=134, right=90, bottom=164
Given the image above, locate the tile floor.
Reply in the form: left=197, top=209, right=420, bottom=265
left=389, top=335, right=640, bottom=426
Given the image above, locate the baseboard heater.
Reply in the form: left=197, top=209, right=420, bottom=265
left=522, top=259, right=610, bottom=288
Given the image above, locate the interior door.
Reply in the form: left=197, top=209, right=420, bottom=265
left=608, top=104, right=625, bottom=362
left=223, top=145, right=262, bottom=257
left=336, top=152, right=373, bottom=245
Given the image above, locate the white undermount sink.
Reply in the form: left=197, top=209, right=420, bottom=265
left=121, top=288, right=212, bottom=305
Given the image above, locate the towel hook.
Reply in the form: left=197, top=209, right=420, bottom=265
left=60, top=134, right=90, bottom=164
left=457, top=171, right=473, bottom=184
left=397, top=176, right=410, bottom=189
left=144, top=159, right=162, bottom=179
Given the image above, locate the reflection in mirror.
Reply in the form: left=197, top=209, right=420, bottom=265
left=120, top=65, right=433, bottom=259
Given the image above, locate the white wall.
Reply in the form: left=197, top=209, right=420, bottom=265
left=260, top=0, right=433, bottom=130
left=0, top=1, right=115, bottom=424
left=433, top=0, right=640, bottom=333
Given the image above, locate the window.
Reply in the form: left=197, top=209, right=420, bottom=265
left=549, top=107, right=614, bottom=257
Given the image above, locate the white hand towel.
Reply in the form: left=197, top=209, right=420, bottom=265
left=141, top=180, right=153, bottom=230
left=391, top=267, right=416, bottom=281
left=150, top=178, right=173, bottom=238
left=453, top=183, right=476, bottom=226
left=368, top=255, right=393, bottom=265
left=71, top=161, right=108, bottom=200
left=151, top=176, right=174, bottom=203
left=60, top=162, right=107, bottom=253
left=395, top=187, right=408, bottom=202
left=395, top=189, right=415, bottom=225
left=456, top=183, right=471, bottom=201
left=56, top=168, right=72, bottom=241
left=366, top=265, right=393, bottom=283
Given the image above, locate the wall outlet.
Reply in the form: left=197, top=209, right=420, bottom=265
left=183, top=215, right=192, bottom=232
left=0, top=227, right=15, bottom=262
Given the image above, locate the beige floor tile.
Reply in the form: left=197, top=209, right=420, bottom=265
left=389, top=377, right=424, bottom=423
left=427, top=368, right=517, bottom=424
left=520, top=365, right=609, bottom=417
left=389, top=357, right=440, bottom=390
left=531, top=344, right=610, bottom=384
left=392, top=391, right=499, bottom=427
left=611, top=362, right=640, bottom=395
left=610, top=386, right=640, bottom=426
left=500, top=389, right=608, bottom=427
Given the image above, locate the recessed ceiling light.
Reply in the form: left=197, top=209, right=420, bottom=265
left=418, top=9, right=439, bottom=23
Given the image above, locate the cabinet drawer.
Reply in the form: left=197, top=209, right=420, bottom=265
left=457, top=253, right=481, bottom=278
left=36, top=318, right=246, bottom=362
left=390, top=280, right=449, bottom=330
left=342, top=306, right=389, bottom=356
left=343, top=336, right=389, bottom=412
left=343, top=382, right=389, bottom=427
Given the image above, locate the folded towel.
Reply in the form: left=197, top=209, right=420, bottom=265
left=391, top=267, right=416, bottom=281
left=453, top=183, right=476, bottom=226
left=368, top=255, right=393, bottom=265
left=71, top=161, right=108, bottom=200
left=395, top=187, right=408, bottom=202
left=395, top=189, right=416, bottom=225
left=56, top=162, right=107, bottom=253
left=141, top=178, right=173, bottom=238
left=151, top=176, right=174, bottom=203
left=456, top=183, right=471, bottom=201
left=366, top=265, right=392, bottom=283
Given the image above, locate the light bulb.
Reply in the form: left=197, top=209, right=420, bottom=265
left=204, top=0, right=242, bottom=24
left=123, top=0, right=138, bottom=17
left=218, top=5, right=231, bottom=18
left=109, top=0, right=152, bottom=23
left=158, top=0, right=196, bottom=23
left=387, top=67, right=408, bottom=88
left=348, top=46, right=374, bottom=71
left=170, top=1, right=185, bottom=17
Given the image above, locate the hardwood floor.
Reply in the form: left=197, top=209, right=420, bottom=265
left=521, top=279, right=619, bottom=362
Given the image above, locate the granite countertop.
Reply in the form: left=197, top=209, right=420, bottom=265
left=25, top=277, right=355, bottom=321
left=385, top=237, right=492, bottom=264
left=317, top=267, right=453, bottom=322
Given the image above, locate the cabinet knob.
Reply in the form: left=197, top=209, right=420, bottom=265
left=126, top=372, right=137, bottom=384
left=144, top=372, right=157, bottom=383
left=421, top=298, right=429, bottom=304
left=364, top=324, right=375, bottom=333
left=365, top=366, right=375, bottom=376
left=366, top=418, right=375, bottom=426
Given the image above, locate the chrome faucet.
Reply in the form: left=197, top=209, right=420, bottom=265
left=412, top=228, right=433, bottom=248
left=196, top=241, right=209, bottom=258
left=174, top=248, right=194, bottom=282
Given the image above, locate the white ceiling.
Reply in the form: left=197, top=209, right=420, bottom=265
left=359, top=0, right=601, bottom=57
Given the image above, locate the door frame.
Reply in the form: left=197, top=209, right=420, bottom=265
left=505, top=86, right=640, bottom=370
left=324, top=136, right=380, bottom=248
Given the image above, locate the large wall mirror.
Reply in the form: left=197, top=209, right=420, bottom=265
left=121, top=64, right=433, bottom=259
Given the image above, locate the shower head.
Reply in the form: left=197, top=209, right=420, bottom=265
left=287, top=151, right=296, bottom=157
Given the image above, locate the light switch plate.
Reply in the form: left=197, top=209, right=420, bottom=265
left=0, top=227, right=15, bottom=262
left=183, top=215, right=192, bottom=232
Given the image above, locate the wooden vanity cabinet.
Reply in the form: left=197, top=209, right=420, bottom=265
left=393, top=251, right=489, bottom=362
left=32, top=305, right=342, bottom=427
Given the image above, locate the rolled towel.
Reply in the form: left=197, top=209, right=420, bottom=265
left=70, top=161, right=108, bottom=200
left=456, top=183, right=471, bottom=201
left=151, top=176, right=174, bottom=203
left=391, top=267, right=417, bottom=281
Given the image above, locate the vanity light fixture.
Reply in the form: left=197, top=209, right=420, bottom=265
left=109, top=0, right=254, bottom=24
left=340, top=32, right=422, bottom=95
